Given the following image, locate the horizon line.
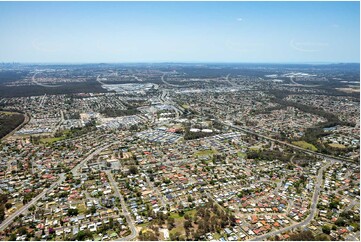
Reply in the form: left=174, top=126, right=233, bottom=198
left=0, top=61, right=360, bottom=65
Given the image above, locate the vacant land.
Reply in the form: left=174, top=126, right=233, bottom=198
left=292, top=141, right=318, bottom=151
left=328, top=143, right=347, bottom=149
left=194, top=149, right=217, bottom=157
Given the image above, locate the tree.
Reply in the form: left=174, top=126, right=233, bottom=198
left=29, top=205, right=36, bottom=212
left=316, top=233, right=331, bottom=241
left=329, top=200, right=339, bottom=209
left=75, top=230, right=93, bottom=240
left=0, top=194, right=8, bottom=204
left=22, top=192, right=35, bottom=204
left=88, top=206, right=96, bottom=214
left=289, top=231, right=316, bottom=241
left=335, top=218, right=346, bottom=226
left=0, top=205, right=5, bottom=222
left=129, top=165, right=138, bottom=175
left=67, top=208, right=79, bottom=216
left=9, top=233, right=16, bottom=241
left=139, top=230, right=158, bottom=241
left=5, top=203, right=12, bottom=210
left=184, top=220, right=192, bottom=229
left=167, top=217, right=175, bottom=230
left=322, top=225, right=331, bottom=235
left=170, top=231, right=181, bottom=241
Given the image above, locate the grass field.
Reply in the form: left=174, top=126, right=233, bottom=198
left=328, top=143, right=346, bottom=149
left=0, top=111, right=16, bottom=115
left=138, top=222, right=150, bottom=228
left=237, top=151, right=246, bottom=158
left=40, top=130, right=72, bottom=144
left=169, top=212, right=183, bottom=219
left=213, top=232, right=222, bottom=240
left=169, top=210, right=196, bottom=238
left=194, top=149, right=217, bottom=157
left=77, top=203, right=87, bottom=213
left=292, top=141, right=318, bottom=151
left=40, top=136, right=66, bottom=144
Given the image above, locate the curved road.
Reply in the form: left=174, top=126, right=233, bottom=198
left=250, top=162, right=332, bottom=241
left=1, top=112, right=30, bottom=141
left=32, top=72, right=62, bottom=88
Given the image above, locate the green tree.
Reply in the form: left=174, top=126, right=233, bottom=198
left=129, top=165, right=138, bottom=175
left=67, top=208, right=79, bottom=216
left=289, top=231, right=316, bottom=241
left=322, top=225, right=331, bottom=235
left=4, top=203, right=12, bottom=210
left=0, top=205, right=5, bottom=222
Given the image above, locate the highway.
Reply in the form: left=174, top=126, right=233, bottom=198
left=105, top=171, right=137, bottom=241
left=1, top=112, right=30, bottom=141
left=31, top=72, right=61, bottom=88
left=96, top=74, right=105, bottom=85
left=225, top=73, right=237, bottom=87
left=158, top=89, right=184, bottom=118
left=132, top=75, right=143, bottom=82
left=223, top=122, right=353, bottom=163
left=288, top=76, right=319, bottom=88
left=161, top=73, right=190, bottom=88
left=251, top=162, right=332, bottom=241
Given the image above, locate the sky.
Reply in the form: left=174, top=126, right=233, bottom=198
left=0, top=1, right=359, bottom=63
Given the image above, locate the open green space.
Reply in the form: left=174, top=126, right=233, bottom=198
left=194, top=149, right=217, bottom=157
left=40, top=130, right=73, bottom=144
left=328, top=143, right=346, bottom=149
left=237, top=151, right=246, bottom=158
left=249, top=146, right=261, bottom=151
left=292, top=141, right=318, bottom=151
left=40, top=136, right=66, bottom=144
left=77, top=203, right=87, bottom=213
left=169, top=210, right=196, bottom=239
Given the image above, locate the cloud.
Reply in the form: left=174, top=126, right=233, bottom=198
left=290, top=39, right=329, bottom=52
left=236, top=18, right=243, bottom=22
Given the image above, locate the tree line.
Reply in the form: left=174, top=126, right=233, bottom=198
left=0, top=112, right=25, bottom=139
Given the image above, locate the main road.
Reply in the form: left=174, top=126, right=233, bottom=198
left=72, top=141, right=120, bottom=177
left=0, top=141, right=121, bottom=231
left=105, top=171, right=137, bottom=241
left=0, top=173, right=65, bottom=231
left=1, top=111, right=30, bottom=141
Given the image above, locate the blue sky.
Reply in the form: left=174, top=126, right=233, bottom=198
left=0, top=1, right=359, bottom=63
